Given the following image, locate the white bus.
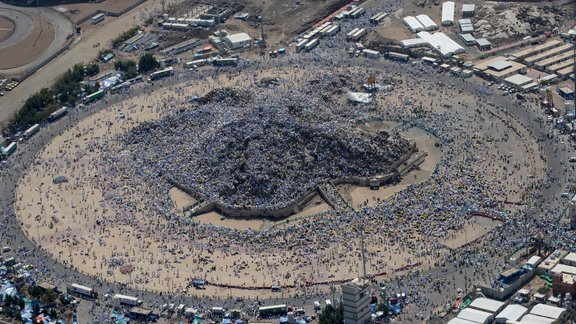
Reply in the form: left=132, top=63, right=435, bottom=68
left=91, top=13, right=105, bottom=25
left=185, top=59, right=208, bottom=69
left=48, top=107, right=68, bottom=122
left=295, top=39, right=308, bottom=53
left=149, top=67, right=174, bottom=81
left=113, top=294, right=142, bottom=306
left=305, top=38, right=319, bottom=52
left=23, top=124, right=40, bottom=139
left=67, top=283, right=98, bottom=298
left=2, top=142, right=16, bottom=157
left=258, top=304, right=287, bottom=318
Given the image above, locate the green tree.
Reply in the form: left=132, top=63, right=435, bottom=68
left=85, top=63, right=100, bottom=77
left=40, top=289, right=58, bottom=305
left=319, top=304, right=344, bottom=324
left=138, top=53, right=160, bottom=73
left=32, top=303, right=41, bottom=318
left=115, top=59, right=138, bottom=79
left=28, top=285, right=43, bottom=298
left=111, top=27, right=140, bottom=48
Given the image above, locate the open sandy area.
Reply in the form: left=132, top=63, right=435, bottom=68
left=14, top=58, right=544, bottom=299
left=57, top=0, right=147, bottom=24
left=0, top=16, right=14, bottom=42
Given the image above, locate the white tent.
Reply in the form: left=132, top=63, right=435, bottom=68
left=529, top=304, right=566, bottom=320
left=495, top=304, right=528, bottom=323
left=441, top=1, right=455, bottom=26
left=469, top=297, right=505, bottom=313
left=457, top=308, right=494, bottom=324
left=346, top=92, right=372, bottom=103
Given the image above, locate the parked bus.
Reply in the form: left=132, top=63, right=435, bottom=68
left=185, top=59, right=208, bottom=69
left=370, top=12, right=388, bottom=24
left=2, top=142, right=16, bottom=157
left=258, top=304, right=287, bottom=318
left=84, top=90, right=105, bottom=103
left=91, top=13, right=105, bottom=25
left=305, top=38, right=319, bottom=52
left=149, top=67, right=174, bottom=80
left=213, top=58, right=238, bottom=66
left=295, top=39, right=308, bottom=53
left=48, top=106, right=68, bottom=122
left=23, top=124, right=40, bottom=139
left=67, top=283, right=98, bottom=298
left=113, top=294, right=142, bottom=306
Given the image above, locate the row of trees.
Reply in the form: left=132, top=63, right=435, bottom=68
left=6, top=63, right=99, bottom=134
left=115, top=53, right=159, bottom=79
left=111, top=27, right=140, bottom=49
left=6, top=27, right=160, bottom=136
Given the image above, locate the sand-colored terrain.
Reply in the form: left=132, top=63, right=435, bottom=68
left=15, top=63, right=544, bottom=299
left=0, top=16, right=15, bottom=42
left=0, top=10, right=55, bottom=69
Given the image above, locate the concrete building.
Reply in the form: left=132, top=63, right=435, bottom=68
left=224, top=32, right=252, bottom=50
left=476, top=38, right=491, bottom=51
left=511, top=39, right=564, bottom=61
left=473, top=57, right=528, bottom=81
left=462, top=4, right=475, bottom=17
left=538, top=251, right=568, bottom=276
left=504, top=74, right=534, bottom=90
left=524, top=43, right=573, bottom=66
left=552, top=271, right=576, bottom=296
left=563, top=252, right=576, bottom=266
left=341, top=278, right=371, bottom=324
left=460, top=33, right=476, bottom=46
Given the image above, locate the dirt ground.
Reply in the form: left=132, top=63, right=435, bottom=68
left=56, top=0, right=146, bottom=23
left=0, top=16, right=14, bottom=42
left=0, top=14, right=55, bottom=70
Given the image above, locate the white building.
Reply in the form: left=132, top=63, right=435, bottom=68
left=224, top=32, right=252, bottom=50
left=441, top=1, right=455, bottom=26
left=416, top=31, right=466, bottom=57
left=563, top=252, right=576, bottom=266
left=504, top=74, right=534, bottom=89
left=457, top=308, right=494, bottom=324
left=403, top=16, right=425, bottom=33
left=529, top=304, right=567, bottom=321
left=469, top=297, right=505, bottom=314
left=495, top=304, right=528, bottom=323
left=415, top=14, right=438, bottom=30
left=447, top=318, right=478, bottom=324
left=526, top=255, right=542, bottom=268
left=521, top=314, right=555, bottom=324
left=569, top=194, right=576, bottom=229
left=462, top=4, right=476, bottom=17
left=341, top=278, right=371, bottom=324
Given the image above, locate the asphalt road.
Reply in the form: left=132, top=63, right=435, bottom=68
left=0, top=7, right=34, bottom=49
left=0, top=3, right=73, bottom=74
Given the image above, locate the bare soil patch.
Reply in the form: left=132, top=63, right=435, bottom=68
left=57, top=0, right=145, bottom=24
left=0, top=17, right=15, bottom=42
left=0, top=16, right=55, bottom=69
